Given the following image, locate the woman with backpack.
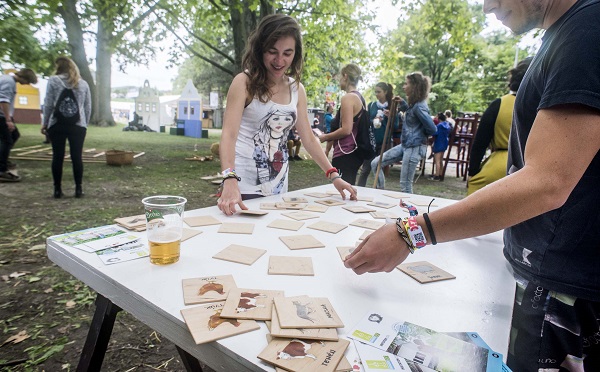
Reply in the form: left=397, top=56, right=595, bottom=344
left=356, top=82, right=403, bottom=187
left=217, top=14, right=356, bottom=215
left=370, top=72, right=437, bottom=192
left=318, top=63, right=367, bottom=185
left=42, top=56, right=91, bottom=198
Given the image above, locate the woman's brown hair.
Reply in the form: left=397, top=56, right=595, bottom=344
left=406, top=72, right=431, bottom=105
left=242, top=14, right=303, bottom=103
left=54, top=56, right=81, bottom=88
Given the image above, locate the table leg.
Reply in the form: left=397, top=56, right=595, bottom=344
left=176, top=346, right=204, bottom=371
left=77, top=293, right=122, bottom=372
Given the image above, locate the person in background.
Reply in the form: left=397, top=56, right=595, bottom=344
left=318, top=63, right=367, bottom=185
left=287, top=125, right=302, bottom=161
left=356, top=82, right=400, bottom=187
left=0, top=68, right=38, bottom=182
left=344, top=0, right=600, bottom=369
left=42, top=56, right=91, bottom=198
left=467, top=57, right=533, bottom=195
left=369, top=72, right=437, bottom=192
left=218, top=14, right=356, bottom=215
left=324, top=105, right=334, bottom=133
left=444, top=109, right=455, bottom=127
left=428, top=112, right=452, bottom=181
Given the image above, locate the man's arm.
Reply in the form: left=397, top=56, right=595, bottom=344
left=345, top=104, right=600, bottom=274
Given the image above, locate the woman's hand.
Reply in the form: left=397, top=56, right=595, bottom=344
left=318, top=134, right=326, bottom=143
left=217, top=179, right=247, bottom=215
left=332, top=176, right=357, bottom=200
left=41, top=125, right=47, bottom=135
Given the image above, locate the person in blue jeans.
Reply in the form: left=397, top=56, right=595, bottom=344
left=370, top=72, right=436, bottom=192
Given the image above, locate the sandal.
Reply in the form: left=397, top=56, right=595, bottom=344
left=0, top=171, right=21, bottom=182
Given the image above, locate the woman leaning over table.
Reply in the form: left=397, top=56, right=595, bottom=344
left=318, top=63, right=366, bottom=185
left=42, top=56, right=91, bottom=199
left=370, top=72, right=436, bottom=192
left=217, top=14, right=357, bottom=215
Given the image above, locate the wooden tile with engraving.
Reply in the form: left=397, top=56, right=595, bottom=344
left=258, top=336, right=350, bottom=372
left=349, top=218, right=385, bottom=230
left=336, top=246, right=355, bottom=262
left=268, top=256, right=314, bottom=276
left=220, top=288, right=284, bottom=320
left=342, top=205, right=376, bottom=214
left=355, top=195, right=374, bottom=202
left=218, top=222, right=255, bottom=234
left=260, top=203, right=281, bottom=210
left=279, top=235, right=325, bottom=250
left=306, top=221, right=347, bottom=234
left=358, top=230, right=372, bottom=241
left=268, top=219, right=304, bottom=231
left=182, top=228, right=202, bottom=242
left=239, top=209, right=269, bottom=216
left=276, top=202, right=308, bottom=210
left=270, top=307, right=339, bottom=341
left=304, top=192, right=330, bottom=198
left=397, top=261, right=456, bottom=283
left=184, top=215, right=222, bottom=227
left=315, top=199, right=345, bottom=207
left=273, top=297, right=344, bottom=329
left=180, top=302, right=260, bottom=344
left=369, top=210, right=399, bottom=219
left=182, top=275, right=237, bottom=305
left=283, top=196, right=309, bottom=203
left=409, top=198, right=440, bottom=207
left=113, top=214, right=146, bottom=230
left=303, top=204, right=329, bottom=213
left=212, top=244, right=266, bottom=265
left=367, top=201, right=397, bottom=209
left=383, top=192, right=412, bottom=199
left=282, top=211, right=320, bottom=221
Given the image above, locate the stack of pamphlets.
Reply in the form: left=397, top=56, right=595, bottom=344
left=348, top=311, right=511, bottom=372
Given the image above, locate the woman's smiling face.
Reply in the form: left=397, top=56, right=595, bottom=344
left=263, top=36, right=296, bottom=83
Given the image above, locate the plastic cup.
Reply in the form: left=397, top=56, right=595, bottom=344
left=142, top=195, right=187, bottom=265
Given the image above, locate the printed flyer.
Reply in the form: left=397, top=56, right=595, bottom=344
left=96, top=240, right=149, bottom=265
left=52, top=225, right=140, bottom=253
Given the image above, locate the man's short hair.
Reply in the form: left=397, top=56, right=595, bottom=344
left=16, top=69, right=38, bottom=85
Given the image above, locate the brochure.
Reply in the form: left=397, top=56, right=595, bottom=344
left=348, top=311, right=491, bottom=372
left=445, top=332, right=510, bottom=372
left=353, top=339, right=437, bottom=372
left=96, top=240, right=149, bottom=265
left=52, top=225, right=140, bottom=253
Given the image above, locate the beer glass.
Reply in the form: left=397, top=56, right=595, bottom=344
left=142, top=195, right=187, bottom=265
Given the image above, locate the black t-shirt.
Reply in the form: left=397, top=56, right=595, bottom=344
left=504, top=0, right=600, bottom=300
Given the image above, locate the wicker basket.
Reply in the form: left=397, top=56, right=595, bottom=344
left=105, top=150, right=134, bottom=166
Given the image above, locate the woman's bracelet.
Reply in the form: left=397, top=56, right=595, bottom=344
left=330, top=175, right=342, bottom=182
left=395, top=216, right=427, bottom=253
left=422, top=213, right=437, bottom=245
left=325, top=167, right=339, bottom=178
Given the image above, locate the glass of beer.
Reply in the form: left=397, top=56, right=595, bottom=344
left=142, top=195, right=187, bottom=265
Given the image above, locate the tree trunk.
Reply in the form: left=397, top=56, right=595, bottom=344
left=229, top=0, right=247, bottom=72
left=58, top=0, right=98, bottom=124
left=95, top=16, right=115, bottom=127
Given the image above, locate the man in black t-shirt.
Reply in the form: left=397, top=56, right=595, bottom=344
left=344, top=0, right=600, bottom=370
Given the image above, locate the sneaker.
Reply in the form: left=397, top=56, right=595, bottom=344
left=289, top=156, right=295, bottom=161
left=0, top=171, right=21, bottom=182
left=293, top=155, right=303, bottom=161
left=7, top=160, right=16, bottom=170
left=428, top=175, right=442, bottom=181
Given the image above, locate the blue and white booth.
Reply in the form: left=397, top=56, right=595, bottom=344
left=177, top=79, right=205, bottom=138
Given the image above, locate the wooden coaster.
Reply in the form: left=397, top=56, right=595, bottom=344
left=336, top=246, right=355, bottom=261
left=276, top=202, right=308, bottom=210
left=181, top=303, right=260, bottom=344
left=326, top=190, right=340, bottom=195
left=239, top=209, right=269, bottom=216
left=260, top=203, right=281, bottom=210
left=282, top=211, right=320, bottom=221
left=184, top=215, right=222, bottom=227
left=304, top=192, right=330, bottom=198
left=369, top=211, right=398, bottom=219
left=355, top=195, right=374, bottom=202
left=270, top=306, right=339, bottom=341
left=273, top=297, right=344, bottom=329
left=268, top=256, right=314, bottom=276
left=409, top=198, right=439, bottom=207
left=397, top=261, right=456, bottom=283
left=383, top=193, right=412, bottom=199
left=342, top=205, right=376, bottom=214
left=268, top=219, right=305, bottom=231
left=182, top=275, right=237, bottom=305
left=315, top=199, right=345, bottom=207
left=113, top=214, right=146, bottom=229
left=367, top=201, right=396, bottom=209
left=358, top=230, right=372, bottom=241
left=212, top=244, right=266, bottom=265
left=182, top=228, right=203, bottom=242
left=279, top=235, right=325, bottom=250
left=349, top=219, right=385, bottom=230
left=218, top=223, right=255, bottom=234
left=303, top=204, right=329, bottom=213
left=283, top=196, right=309, bottom=203
left=257, top=336, right=349, bottom=372
left=306, top=221, right=347, bottom=234
left=220, top=288, right=284, bottom=320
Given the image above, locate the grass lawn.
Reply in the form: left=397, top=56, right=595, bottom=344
left=0, top=123, right=467, bottom=371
